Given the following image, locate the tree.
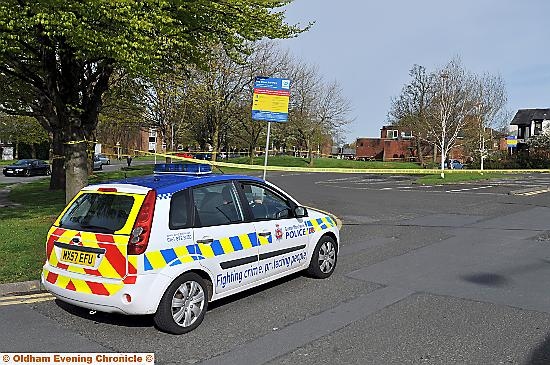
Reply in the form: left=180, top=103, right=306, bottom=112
left=389, top=65, right=434, bottom=166
left=0, top=0, right=304, bottom=201
left=0, top=114, right=49, bottom=158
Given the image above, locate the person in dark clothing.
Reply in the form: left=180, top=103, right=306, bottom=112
left=126, top=155, right=132, bottom=167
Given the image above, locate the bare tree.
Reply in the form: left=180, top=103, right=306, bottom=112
left=389, top=65, right=434, bottom=166
left=426, top=59, right=476, bottom=177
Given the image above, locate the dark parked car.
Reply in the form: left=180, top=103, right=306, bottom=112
left=2, top=159, right=50, bottom=177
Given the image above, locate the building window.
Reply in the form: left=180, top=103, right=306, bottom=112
left=386, top=130, right=398, bottom=139
left=534, top=120, right=543, bottom=135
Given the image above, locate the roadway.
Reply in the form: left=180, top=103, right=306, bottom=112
left=2, top=171, right=550, bottom=364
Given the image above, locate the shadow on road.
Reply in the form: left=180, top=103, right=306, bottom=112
left=55, top=299, right=154, bottom=328
left=525, top=332, right=550, bottom=365
left=54, top=272, right=304, bottom=329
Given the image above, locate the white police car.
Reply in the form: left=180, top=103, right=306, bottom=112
left=42, top=164, right=339, bottom=334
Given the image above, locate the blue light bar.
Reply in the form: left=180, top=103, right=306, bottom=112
left=154, top=163, right=212, bottom=174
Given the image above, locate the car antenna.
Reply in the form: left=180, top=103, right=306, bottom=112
left=214, top=164, right=224, bottom=174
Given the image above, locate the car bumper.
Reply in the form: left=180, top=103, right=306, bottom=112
left=3, top=170, right=26, bottom=176
left=41, top=265, right=170, bottom=315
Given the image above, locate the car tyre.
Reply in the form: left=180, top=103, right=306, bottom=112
left=46, top=168, right=51, bottom=176
left=307, top=235, right=337, bottom=279
left=24, top=169, right=31, bottom=177
left=154, top=272, right=208, bottom=334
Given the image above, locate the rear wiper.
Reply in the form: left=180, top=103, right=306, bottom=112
left=78, top=224, right=114, bottom=233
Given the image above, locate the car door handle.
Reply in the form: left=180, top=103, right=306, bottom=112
left=258, top=231, right=271, bottom=237
left=196, top=237, right=214, bottom=244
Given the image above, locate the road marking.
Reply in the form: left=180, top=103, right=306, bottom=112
left=0, top=292, right=54, bottom=307
left=199, top=286, right=413, bottom=365
left=446, top=185, right=493, bottom=193
left=515, top=189, right=550, bottom=196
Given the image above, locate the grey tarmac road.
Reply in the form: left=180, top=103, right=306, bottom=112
left=2, top=172, right=550, bottom=365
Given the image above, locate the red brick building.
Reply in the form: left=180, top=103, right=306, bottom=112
left=356, top=126, right=417, bottom=161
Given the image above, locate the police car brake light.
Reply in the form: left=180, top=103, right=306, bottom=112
left=128, top=190, right=156, bottom=255
left=97, top=187, right=117, bottom=192
left=154, top=163, right=212, bottom=174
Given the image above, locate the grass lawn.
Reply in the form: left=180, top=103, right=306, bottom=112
left=416, top=171, right=508, bottom=185
left=0, top=160, right=16, bottom=167
left=227, top=156, right=420, bottom=169
left=0, top=165, right=154, bottom=284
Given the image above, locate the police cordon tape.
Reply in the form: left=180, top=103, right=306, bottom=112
left=65, top=139, right=550, bottom=175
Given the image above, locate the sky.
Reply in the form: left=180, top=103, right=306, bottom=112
left=279, top=0, right=550, bottom=142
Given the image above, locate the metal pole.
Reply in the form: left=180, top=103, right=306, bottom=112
left=263, top=121, right=271, bottom=181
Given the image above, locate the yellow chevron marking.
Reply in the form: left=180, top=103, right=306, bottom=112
left=103, top=283, right=124, bottom=296
left=146, top=251, right=166, bottom=269
left=198, top=244, right=215, bottom=258
left=219, top=237, right=234, bottom=253
left=239, top=234, right=253, bottom=249
left=56, top=274, right=71, bottom=289
left=71, top=278, right=93, bottom=294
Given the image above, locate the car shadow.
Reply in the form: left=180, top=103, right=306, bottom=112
left=55, top=299, right=154, bottom=328
left=54, top=272, right=305, bottom=328
left=524, top=332, right=550, bottom=364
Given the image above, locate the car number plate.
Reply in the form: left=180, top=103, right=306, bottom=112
left=60, top=248, right=96, bottom=266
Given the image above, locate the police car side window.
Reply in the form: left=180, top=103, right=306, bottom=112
left=240, top=183, right=291, bottom=221
left=192, top=182, right=244, bottom=227
left=169, top=190, right=191, bottom=230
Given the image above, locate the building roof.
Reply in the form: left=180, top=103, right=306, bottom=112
left=511, top=109, right=550, bottom=126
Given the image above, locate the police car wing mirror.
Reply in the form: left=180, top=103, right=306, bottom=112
left=294, top=206, right=308, bottom=218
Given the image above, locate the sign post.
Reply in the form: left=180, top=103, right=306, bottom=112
left=506, top=135, right=517, bottom=156
left=251, top=77, right=291, bottom=180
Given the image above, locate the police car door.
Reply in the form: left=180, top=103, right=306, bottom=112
left=191, top=181, right=259, bottom=294
left=239, top=182, right=309, bottom=279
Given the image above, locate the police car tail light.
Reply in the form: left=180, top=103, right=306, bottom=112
left=128, top=190, right=156, bottom=255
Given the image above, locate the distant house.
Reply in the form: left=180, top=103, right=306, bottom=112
left=510, top=108, right=550, bottom=143
left=355, top=126, right=423, bottom=162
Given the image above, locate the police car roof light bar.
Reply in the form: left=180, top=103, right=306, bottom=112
left=154, top=163, right=212, bottom=175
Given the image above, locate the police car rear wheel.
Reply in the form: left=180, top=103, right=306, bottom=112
left=154, top=273, right=208, bottom=334
left=307, top=236, right=337, bottom=279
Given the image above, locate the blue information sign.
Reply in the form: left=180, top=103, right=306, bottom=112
left=252, top=77, right=291, bottom=122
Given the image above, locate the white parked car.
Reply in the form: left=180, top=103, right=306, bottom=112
left=42, top=164, right=339, bottom=334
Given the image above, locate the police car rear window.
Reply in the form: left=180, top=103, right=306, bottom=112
left=59, top=193, right=134, bottom=233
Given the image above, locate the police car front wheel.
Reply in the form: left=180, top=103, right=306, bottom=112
left=154, top=273, right=208, bottom=334
left=307, top=235, right=337, bottom=279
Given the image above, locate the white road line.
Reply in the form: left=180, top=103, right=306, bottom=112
left=446, top=185, right=493, bottom=193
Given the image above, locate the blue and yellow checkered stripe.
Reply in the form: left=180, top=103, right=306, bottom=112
left=305, top=216, right=336, bottom=232
left=143, top=232, right=273, bottom=271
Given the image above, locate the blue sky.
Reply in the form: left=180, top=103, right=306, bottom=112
left=281, top=0, right=550, bottom=142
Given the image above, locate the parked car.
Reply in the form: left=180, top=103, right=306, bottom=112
left=2, top=159, right=50, bottom=177
left=193, top=153, right=212, bottom=160
left=97, top=154, right=110, bottom=165
left=93, top=156, right=103, bottom=171
left=42, top=163, right=339, bottom=334
left=448, top=159, right=464, bottom=169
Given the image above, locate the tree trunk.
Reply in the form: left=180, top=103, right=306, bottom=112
left=50, top=130, right=66, bottom=190
left=65, top=131, right=89, bottom=203
left=211, top=122, right=219, bottom=162
left=415, top=137, right=424, bottom=166
left=31, top=144, right=37, bottom=159
left=248, top=144, right=254, bottom=165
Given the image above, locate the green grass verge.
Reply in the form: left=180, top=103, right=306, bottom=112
left=0, top=160, right=16, bottom=167
left=227, top=156, right=420, bottom=169
left=0, top=165, right=154, bottom=284
left=415, top=172, right=508, bottom=185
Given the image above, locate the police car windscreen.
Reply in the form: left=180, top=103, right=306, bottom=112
left=59, top=193, right=135, bottom=233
